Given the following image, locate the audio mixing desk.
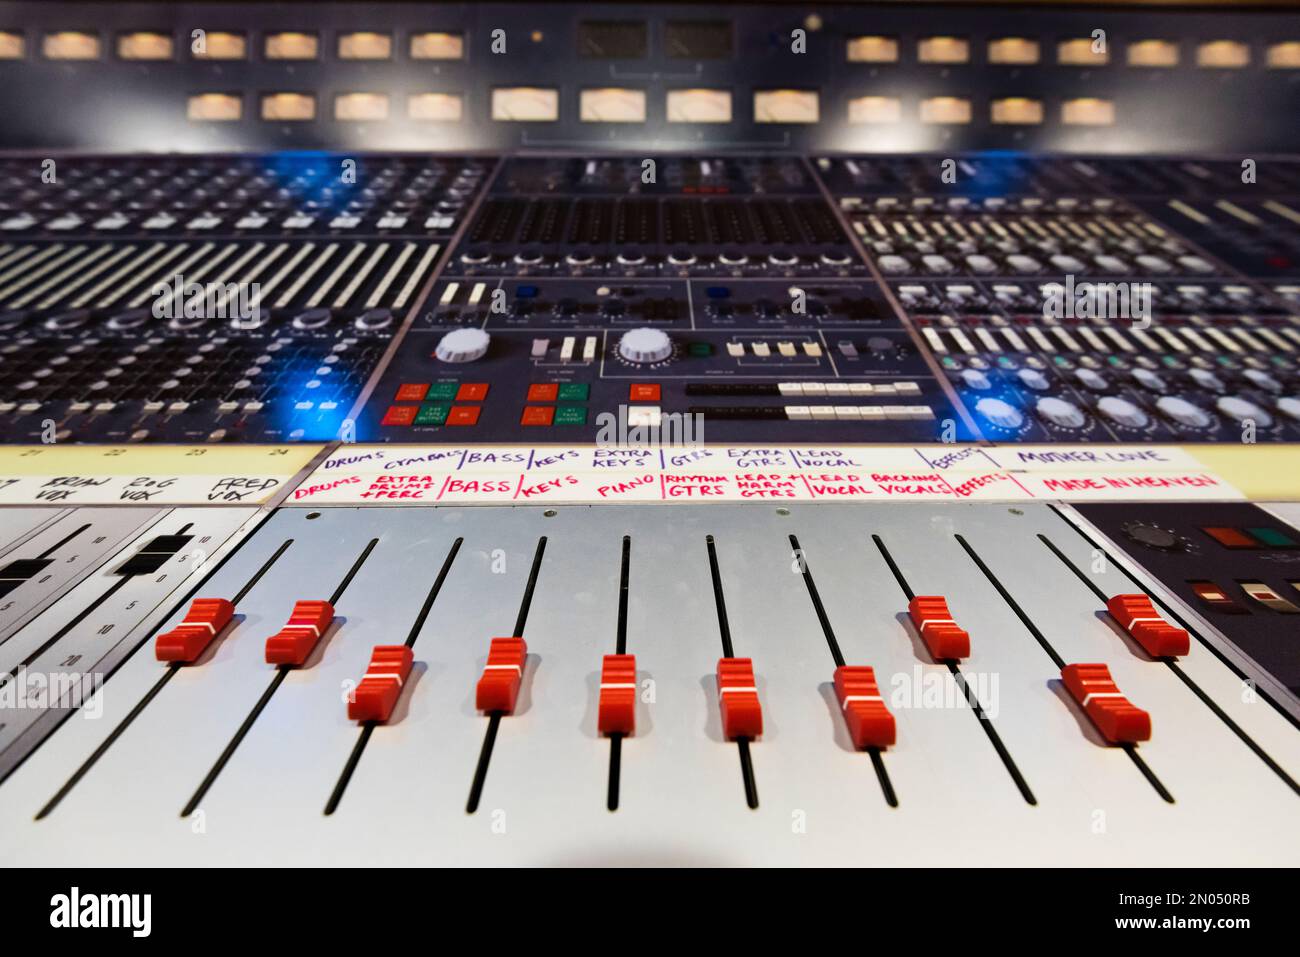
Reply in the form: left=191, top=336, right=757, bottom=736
left=0, top=0, right=1297, bottom=872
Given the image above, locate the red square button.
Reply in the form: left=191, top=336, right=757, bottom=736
left=446, top=405, right=482, bottom=426
left=395, top=382, right=429, bottom=402
left=630, top=383, right=661, bottom=402
left=381, top=405, right=418, bottom=426
left=527, top=383, right=559, bottom=402
left=456, top=382, right=489, bottom=401
left=520, top=405, right=555, bottom=426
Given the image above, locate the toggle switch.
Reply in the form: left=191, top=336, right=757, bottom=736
left=155, top=598, right=235, bottom=663
left=1060, top=662, right=1151, bottom=743
left=907, top=595, right=971, bottom=660
left=833, top=665, right=896, bottom=749
left=348, top=645, right=414, bottom=722
left=598, top=654, right=637, bottom=735
left=476, top=637, right=528, bottom=713
left=265, top=600, right=336, bottom=666
left=1105, top=594, right=1189, bottom=657
left=717, top=657, right=762, bottom=740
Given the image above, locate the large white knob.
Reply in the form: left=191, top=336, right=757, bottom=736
left=618, top=327, right=673, bottom=364
left=974, top=397, right=1024, bottom=430
left=435, top=327, right=491, bottom=363
left=1244, top=369, right=1282, bottom=393
left=1157, top=396, right=1211, bottom=428
left=1217, top=395, right=1273, bottom=429
left=1036, top=396, right=1086, bottom=429
left=1017, top=368, right=1050, bottom=391
left=1098, top=396, right=1149, bottom=428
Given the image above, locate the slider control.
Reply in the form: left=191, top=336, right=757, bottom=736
left=476, top=637, right=528, bottom=714
left=1061, top=663, right=1151, bottom=744
left=265, top=600, right=336, bottom=666
left=717, top=657, right=762, bottom=740
left=833, top=665, right=896, bottom=749
left=907, top=595, right=971, bottom=660
left=155, top=598, right=235, bottom=663
left=1105, top=594, right=1190, bottom=657
left=598, top=654, right=637, bottom=736
left=348, top=646, right=414, bottom=723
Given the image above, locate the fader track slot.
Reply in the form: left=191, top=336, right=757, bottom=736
left=871, top=534, right=1037, bottom=806
left=953, top=535, right=1173, bottom=804
left=323, top=536, right=462, bottom=816
left=34, top=538, right=295, bottom=820
left=466, top=537, right=547, bottom=815
left=789, top=533, right=897, bottom=807
left=705, top=535, right=760, bottom=810
left=1037, top=532, right=1299, bottom=797
left=185, top=537, right=379, bottom=817
left=606, top=535, right=632, bottom=812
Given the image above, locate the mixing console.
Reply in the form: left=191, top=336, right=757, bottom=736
left=0, top=0, right=1296, bottom=878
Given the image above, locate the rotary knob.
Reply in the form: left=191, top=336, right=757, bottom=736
left=618, top=327, right=673, bottom=364
left=1076, top=368, right=1108, bottom=391
left=1017, top=368, right=1050, bottom=391
left=1278, top=396, right=1300, bottom=421
left=960, top=369, right=992, bottom=391
left=1097, top=396, right=1150, bottom=429
left=1189, top=368, right=1225, bottom=393
left=974, top=397, right=1024, bottom=430
left=435, top=327, right=491, bottom=363
left=1132, top=368, right=1166, bottom=392
left=1217, top=395, right=1273, bottom=429
left=1120, top=521, right=1187, bottom=552
left=1243, top=369, right=1283, bottom=393
left=1036, top=396, right=1086, bottom=429
left=1156, top=396, right=1211, bottom=428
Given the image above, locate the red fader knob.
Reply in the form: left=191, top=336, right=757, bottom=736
left=476, top=637, right=528, bottom=714
left=598, top=654, right=637, bottom=736
left=1105, top=594, right=1190, bottom=658
left=348, top=646, right=414, bottom=722
left=265, top=600, right=336, bottom=666
left=907, top=595, right=971, bottom=660
left=717, top=657, right=762, bottom=740
left=833, top=665, right=896, bottom=749
left=155, top=598, right=235, bottom=663
left=1061, top=663, right=1151, bottom=744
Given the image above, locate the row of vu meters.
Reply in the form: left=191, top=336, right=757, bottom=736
left=0, top=153, right=1296, bottom=443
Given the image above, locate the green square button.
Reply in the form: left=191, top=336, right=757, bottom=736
left=554, top=404, right=588, bottom=425
left=557, top=383, right=589, bottom=401
left=414, top=403, right=450, bottom=425
left=426, top=382, right=459, bottom=401
left=688, top=342, right=713, bottom=357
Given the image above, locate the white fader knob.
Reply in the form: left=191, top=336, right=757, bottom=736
left=435, top=327, right=491, bottom=363
left=618, top=327, right=673, bottom=364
